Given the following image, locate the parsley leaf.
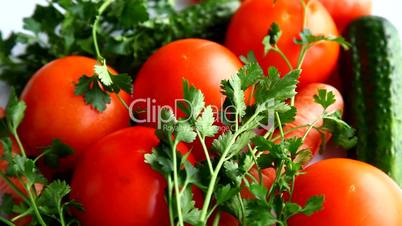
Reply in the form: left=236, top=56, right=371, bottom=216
left=314, top=89, right=336, bottom=110
left=5, top=89, right=26, bottom=132
left=195, top=106, right=219, bottom=138
left=323, top=111, right=357, bottom=149
left=263, top=22, right=282, bottom=54
left=43, top=139, right=74, bottom=168
left=295, top=29, right=351, bottom=49
left=74, top=75, right=111, bottom=112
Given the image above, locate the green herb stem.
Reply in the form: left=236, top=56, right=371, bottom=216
left=171, top=140, right=184, bottom=226
left=92, top=0, right=114, bottom=61
left=196, top=131, right=213, bottom=175
left=116, top=93, right=130, bottom=111
left=12, top=131, right=27, bottom=158
left=167, top=177, right=175, bottom=226
left=212, top=211, right=221, bottom=226
left=26, top=185, right=47, bottom=226
left=273, top=47, right=293, bottom=71
left=275, top=112, right=285, bottom=141
left=0, top=217, right=15, bottom=226
left=0, top=172, right=29, bottom=203
left=200, top=111, right=260, bottom=222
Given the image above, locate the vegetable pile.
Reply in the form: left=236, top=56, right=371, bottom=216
left=0, top=0, right=402, bottom=226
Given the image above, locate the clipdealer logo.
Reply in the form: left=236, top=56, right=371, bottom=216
left=129, top=98, right=276, bottom=131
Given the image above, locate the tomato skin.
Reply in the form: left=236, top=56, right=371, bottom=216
left=289, top=158, right=402, bottom=226
left=318, top=0, right=372, bottom=31
left=132, top=39, right=242, bottom=127
left=18, top=56, right=130, bottom=170
left=70, top=126, right=190, bottom=226
left=225, top=0, right=339, bottom=88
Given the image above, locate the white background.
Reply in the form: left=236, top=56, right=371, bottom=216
left=0, top=0, right=402, bottom=38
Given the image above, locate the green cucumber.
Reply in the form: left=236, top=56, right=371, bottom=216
left=340, top=16, right=402, bottom=186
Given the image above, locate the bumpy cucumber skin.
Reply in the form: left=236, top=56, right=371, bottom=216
left=341, top=16, right=402, bottom=186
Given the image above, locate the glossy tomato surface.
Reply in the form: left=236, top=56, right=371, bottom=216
left=318, top=0, right=372, bottom=31
left=70, top=126, right=190, bottom=226
left=225, top=0, right=339, bottom=88
left=289, top=158, right=402, bottom=226
left=132, top=38, right=242, bottom=127
left=18, top=56, right=130, bottom=169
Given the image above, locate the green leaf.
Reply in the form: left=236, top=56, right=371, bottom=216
left=286, top=138, right=303, bottom=156
left=230, top=131, right=256, bottom=156
left=180, top=188, right=202, bottom=225
left=12, top=155, right=47, bottom=187
left=249, top=183, right=268, bottom=201
left=295, top=29, right=351, bottom=49
left=254, top=68, right=300, bottom=103
left=5, top=88, right=26, bottom=132
left=322, top=111, right=357, bottom=149
left=37, top=180, right=71, bottom=215
left=94, top=63, right=112, bottom=86
left=110, top=0, right=149, bottom=29
left=263, top=22, right=282, bottom=54
left=215, top=184, right=241, bottom=205
left=237, top=55, right=264, bottom=90
left=212, top=132, right=234, bottom=154
left=299, top=195, right=324, bottom=216
left=144, top=147, right=173, bottom=177
left=43, top=139, right=74, bottom=168
left=223, top=161, right=242, bottom=185
left=277, top=106, right=297, bottom=125
left=245, top=200, right=278, bottom=226
left=222, top=74, right=246, bottom=118
left=74, top=75, right=111, bottom=112
left=175, top=122, right=197, bottom=143
left=110, top=73, right=133, bottom=94
left=313, top=89, right=336, bottom=110
left=195, top=106, right=219, bottom=137
left=180, top=80, right=205, bottom=120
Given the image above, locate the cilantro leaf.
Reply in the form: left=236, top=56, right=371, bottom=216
left=249, top=184, right=268, bottom=201
left=215, top=184, right=241, bottom=205
left=43, top=139, right=74, bottom=168
left=262, top=22, right=282, bottom=54
left=221, top=74, right=247, bottom=118
left=237, top=54, right=264, bottom=90
left=295, top=29, right=351, bottom=49
left=299, top=195, right=324, bottom=216
left=5, top=88, right=26, bottom=132
left=179, top=80, right=205, bottom=120
left=110, top=73, right=133, bottom=94
left=175, top=122, right=197, bottom=143
left=74, top=75, right=111, bottom=112
left=254, top=67, right=300, bottom=103
left=323, top=111, right=357, bottom=149
left=12, top=155, right=47, bottom=187
left=195, top=106, right=219, bottom=137
left=314, top=89, right=336, bottom=110
left=94, top=63, right=113, bottom=86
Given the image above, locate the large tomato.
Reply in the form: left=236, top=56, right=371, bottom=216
left=70, top=126, right=192, bottom=226
left=132, top=38, right=242, bottom=127
left=18, top=56, right=130, bottom=170
left=289, top=158, right=402, bottom=226
left=318, top=0, right=372, bottom=31
left=225, top=0, right=339, bottom=88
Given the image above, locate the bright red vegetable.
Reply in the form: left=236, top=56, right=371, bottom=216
left=289, top=158, right=402, bottom=226
left=70, top=126, right=192, bottom=226
left=18, top=56, right=130, bottom=170
left=225, top=0, right=339, bottom=88
left=132, top=38, right=242, bottom=127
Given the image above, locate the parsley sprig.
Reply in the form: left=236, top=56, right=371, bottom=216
left=0, top=90, right=81, bottom=226
left=146, top=10, right=355, bottom=226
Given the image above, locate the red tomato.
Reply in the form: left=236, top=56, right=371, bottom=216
left=225, top=0, right=339, bottom=88
left=289, top=158, right=402, bottom=226
left=132, top=39, right=242, bottom=127
left=70, top=126, right=192, bottom=226
left=18, top=56, right=130, bottom=170
left=318, top=0, right=372, bottom=31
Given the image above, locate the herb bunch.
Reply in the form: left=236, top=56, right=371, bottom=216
left=0, top=90, right=81, bottom=226
left=145, top=22, right=355, bottom=226
left=0, top=0, right=240, bottom=93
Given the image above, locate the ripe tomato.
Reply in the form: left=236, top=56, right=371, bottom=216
left=225, top=0, right=339, bottom=88
left=132, top=38, right=242, bottom=127
left=18, top=56, right=130, bottom=170
left=318, top=0, right=372, bottom=31
left=70, top=126, right=192, bottom=226
left=289, top=158, right=402, bottom=226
